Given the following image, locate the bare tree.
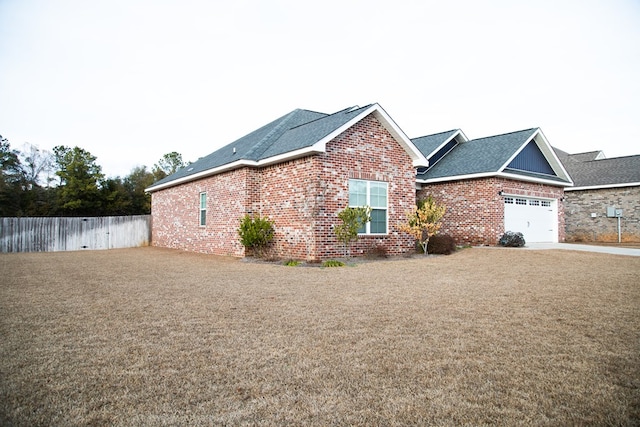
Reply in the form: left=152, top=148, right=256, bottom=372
left=19, top=143, right=54, bottom=188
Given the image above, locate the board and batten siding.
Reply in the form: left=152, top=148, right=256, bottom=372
left=0, top=215, right=151, bottom=253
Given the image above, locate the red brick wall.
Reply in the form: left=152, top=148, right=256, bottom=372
left=417, top=177, right=565, bottom=245
left=312, top=113, right=417, bottom=259
left=151, top=168, right=250, bottom=256
left=258, top=156, right=322, bottom=260
left=151, top=113, right=417, bottom=259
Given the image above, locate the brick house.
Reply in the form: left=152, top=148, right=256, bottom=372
left=413, top=128, right=572, bottom=245
left=555, top=150, right=640, bottom=242
left=147, top=104, right=573, bottom=258
left=147, top=104, right=427, bottom=259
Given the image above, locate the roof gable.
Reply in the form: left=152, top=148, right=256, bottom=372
left=147, top=104, right=427, bottom=192
left=417, top=128, right=572, bottom=186
left=506, top=140, right=555, bottom=175
left=412, top=130, right=467, bottom=158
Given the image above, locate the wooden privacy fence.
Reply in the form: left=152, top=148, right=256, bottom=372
left=0, top=215, right=151, bottom=253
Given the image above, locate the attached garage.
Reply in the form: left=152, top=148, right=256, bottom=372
left=504, top=196, right=557, bottom=243
left=414, top=127, right=572, bottom=245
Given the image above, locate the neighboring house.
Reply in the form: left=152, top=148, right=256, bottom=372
left=413, top=128, right=573, bottom=245
left=555, top=149, right=640, bottom=242
left=147, top=104, right=573, bottom=259
left=146, top=104, right=427, bottom=259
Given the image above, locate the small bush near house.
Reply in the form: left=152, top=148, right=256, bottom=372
left=427, top=234, right=457, bottom=255
left=238, top=214, right=275, bottom=257
left=400, top=196, right=446, bottom=255
left=334, top=206, right=371, bottom=257
left=322, top=260, right=345, bottom=267
left=365, top=243, right=389, bottom=259
left=499, top=231, right=526, bottom=247
left=284, top=260, right=300, bottom=267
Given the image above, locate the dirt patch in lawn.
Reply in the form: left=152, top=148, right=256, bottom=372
left=1, top=247, right=639, bottom=425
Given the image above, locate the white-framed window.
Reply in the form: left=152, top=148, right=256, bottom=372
left=541, top=200, right=551, bottom=207
left=516, top=198, right=527, bottom=205
left=504, top=197, right=514, bottom=204
left=348, top=179, right=388, bottom=234
left=199, top=192, right=207, bottom=226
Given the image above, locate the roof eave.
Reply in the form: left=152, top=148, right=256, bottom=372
left=565, top=182, right=640, bottom=191
left=416, top=170, right=572, bottom=187
left=416, top=171, right=498, bottom=184
left=148, top=103, right=430, bottom=192
left=145, top=144, right=328, bottom=193
left=498, top=171, right=573, bottom=187
left=145, top=159, right=258, bottom=193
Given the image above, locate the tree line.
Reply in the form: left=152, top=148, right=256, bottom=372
left=0, top=135, right=186, bottom=217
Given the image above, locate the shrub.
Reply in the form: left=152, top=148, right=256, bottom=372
left=399, top=196, right=446, bottom=255
left=499, top=231, right=526, bottom=247
left=284, top=260, right=300, bottom=267
left=322, top=260, right=345, bottom=267
left=238, top=214, right=274, bottom=257
left=334, top=206, right=371, bottom=257
left=427, top=234, right=457, bottom=255
left=365, top=243, right=389, bottom=259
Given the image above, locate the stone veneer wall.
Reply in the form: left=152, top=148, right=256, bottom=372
left=564, top=186, right=640, bottom=242
left=417, top=177, right=565, bottom=245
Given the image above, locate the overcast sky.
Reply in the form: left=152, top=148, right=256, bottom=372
left=1, top=0, right=639, bottom=178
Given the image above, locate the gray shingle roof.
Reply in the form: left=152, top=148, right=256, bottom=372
left=567, top=151, right=604, bottom=162
left=555, top=148, right=640, bottom=188
left=417, top=128, right=539, bottom=180
left=412, top=130, right=460, bottom=158
left=150, top=105, right=372, bottom=189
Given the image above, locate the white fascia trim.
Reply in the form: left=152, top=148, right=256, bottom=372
left=416, top=171, right=498, bottom=184
left=145, top=144, right=327, bottom=193
left=370, top=104, right=429, bottom=167
left=534, top=129, right=573, bottom=183
left=416, top=170, right=571, bottom=187
left=565, top=182, right=640, bottom=191
left=496, top=128, right=573, bottom=185
left=145, top=160, right=257, bottom=192
left=425, top=130, right=468, bottom=160
left=497, top=171, right=571, bottom=187
left=147, top=103, right=429, bottom=192
left=497, top=130, right=536, bottom=172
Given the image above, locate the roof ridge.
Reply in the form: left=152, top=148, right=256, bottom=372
left=412, top=129, right=460, bottom=140
left=580, top=153, right=640, bottom=162
left=286, top=105, right=368, bottom=131
left=244, top=109, right=303, bottom=159
left=470, top=128, right=538, bottom=142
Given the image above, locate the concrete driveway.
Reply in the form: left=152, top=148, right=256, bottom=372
left=525, top=242, right=640, bottom=257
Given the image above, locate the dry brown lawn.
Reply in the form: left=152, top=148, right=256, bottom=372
left=1, top=247, right=639, bottom=426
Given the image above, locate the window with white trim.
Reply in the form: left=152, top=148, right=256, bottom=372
left=348, top=179, right=388, bottom=234
left=199, top=192, right=207, bottom=226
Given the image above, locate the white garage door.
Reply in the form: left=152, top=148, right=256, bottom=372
left=504, top=197, right=557, bottom=243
